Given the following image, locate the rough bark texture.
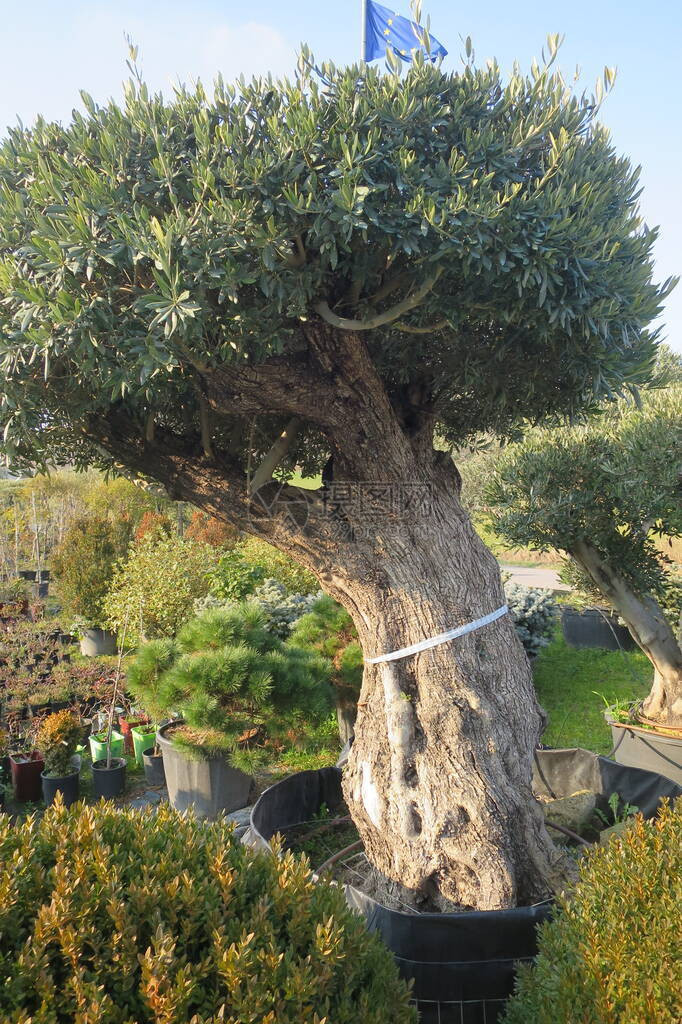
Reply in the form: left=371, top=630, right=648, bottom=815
left=573, top=540, right=682, bottom=728
left=89, top=322, right=567, bottom=910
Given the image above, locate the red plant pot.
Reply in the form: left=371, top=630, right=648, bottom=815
left=10, top=751, right=45, bottom=802
left=118, top=715, right=150, bottom=754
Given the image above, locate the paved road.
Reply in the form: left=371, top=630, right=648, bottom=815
left=500, top=564, right=570, bottom=592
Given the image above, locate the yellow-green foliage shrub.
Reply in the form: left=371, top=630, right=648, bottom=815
left=503, top=800, right=682, bottom=1024
left=0, top=801, right=416, bottom=1024
left=103, top=532, right=216, bottom=645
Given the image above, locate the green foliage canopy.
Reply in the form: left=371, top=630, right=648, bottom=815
left=0, top=48, right=671, bottom=480
left=51, top=513, right=132, bottom=626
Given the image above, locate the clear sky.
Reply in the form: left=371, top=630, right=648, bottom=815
left=1, top=0, right=680, bottom=350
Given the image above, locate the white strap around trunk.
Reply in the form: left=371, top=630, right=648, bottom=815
left=366, top=604, right=509, bottom=665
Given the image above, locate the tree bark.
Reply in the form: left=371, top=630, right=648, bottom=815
left=325, top=481, right=565, bottom=911
left=572, top=540, right=682, bottom=728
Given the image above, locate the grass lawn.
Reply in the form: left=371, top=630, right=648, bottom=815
left=533, top=630, right=652, bottom=754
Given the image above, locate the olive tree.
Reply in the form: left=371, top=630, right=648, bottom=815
left=486, top=386, right=682, bottom=727
left=0, top=45, right=670, bottom=910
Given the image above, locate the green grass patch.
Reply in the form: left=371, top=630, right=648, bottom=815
left=533, top=631, right=651, bottom=754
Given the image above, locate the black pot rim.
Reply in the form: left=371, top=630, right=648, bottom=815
left=142, top=746, right=161, bottom=758
left=41, top=769, right=79, bottom=781
left=92, top=758, right=126, bottom=772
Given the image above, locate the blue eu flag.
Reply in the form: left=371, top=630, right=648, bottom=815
left=364, top=1, right=447, bottom=63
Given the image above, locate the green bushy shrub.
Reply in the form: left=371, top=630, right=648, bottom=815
left=128, top=603, right=332, bottom=768
left=503, top=799, right=682, bottom=1024
left=239, top=537, right=319, bottom=595
left=289, top=595, right=363, bottom=709
left=504, top=582, right=558, bottom=656
left=52, top=514, right=132, bottom=626
left=103, top=532, right=216, bottom=645
left=0, top=800, right=416, bottom=1023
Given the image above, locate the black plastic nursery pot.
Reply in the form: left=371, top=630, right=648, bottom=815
left=92, top=758, right=126, bottom=800
left=142, top=746, right=166, bottom=787
left=605, top=710, right=682, bottom=786
left=249, top=749, right=682, bottom=1024
left=41, top=769, right=80, bottom=808
left=157, top=722, right=252, bottom=819
left=561, top=606, right=636, bottom=651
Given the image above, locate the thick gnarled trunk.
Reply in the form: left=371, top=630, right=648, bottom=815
left=331, top=483, right=564, bottom=911
left=573, top=540, right=682, bottom=728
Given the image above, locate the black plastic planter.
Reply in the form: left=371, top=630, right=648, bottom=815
left=605, top=711, right=682, bottom=786
left=92, top=758, right=126, bottom=800
left=249, top=749, right=682, bottom=1024
left=561, top=606, right=635, bottom=651
left=142, top=747, right=166, bottom=786
left=157, top=722, right=252, bottom=818
left=41, top=769, right=80, bottom=808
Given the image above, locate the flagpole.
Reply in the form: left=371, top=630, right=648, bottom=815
left=360, top=0, right=367, bottom=62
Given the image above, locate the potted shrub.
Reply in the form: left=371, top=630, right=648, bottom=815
left=51, top=515, right=132, bottom=656
left=141, top=741, right=165, bottom=786
left=37, top=710, right=82, bottom=807
left=128, top=603, right=331, bottom=817
left=131, top=721, right=156, bottom=767
left=9, top=725, right=44, bottom=803
left=91, top=626, right=128, bottom=800
left=0, top=801, right=415, bottom=1023
left=118, top=709, right=150, bottom=754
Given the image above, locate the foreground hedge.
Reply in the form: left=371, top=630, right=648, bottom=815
left=0, top=801, right=415, bottom=1023
left=503, top=799, right=682, bottom=1024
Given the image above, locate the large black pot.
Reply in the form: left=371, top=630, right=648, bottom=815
left=249, top=749, right=682, bottom=1024
left=142, top=746, right=166, bottom=787
left=605, top=710, right=682, bottom=786
left=92, top=758, right=126, bottom=800
left=561, top=606, right=635, bottom=651
left=41, top=769, right=80, bottom=808
left=157, top=722, right=252, bottom=819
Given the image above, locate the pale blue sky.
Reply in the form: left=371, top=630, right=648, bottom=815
left=1, top=0, right=679, bottom=349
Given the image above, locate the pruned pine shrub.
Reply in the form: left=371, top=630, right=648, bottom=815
left=0, top=800, right=416, bottom=1024
left=503, top=799, right=682, bottom=1024
left=127, top=603, right=332, bottom=768
left=289, top=595, right=363, bottom=708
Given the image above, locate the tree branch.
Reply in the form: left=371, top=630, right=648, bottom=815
left=248, top=417, right=301, bottom=496
left=314, top=269, right=443, bottom=332
left=394, top=319, right=448, bottom=335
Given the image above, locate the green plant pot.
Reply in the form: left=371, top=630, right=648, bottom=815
left=131, top=726, right=157, bottom=767
left=88, top=730, right=124, bottom=763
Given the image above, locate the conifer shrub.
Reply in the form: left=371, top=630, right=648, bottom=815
left=0, top=800, right=416, bottom=1023
left=52, top=514, right=132, bottom=626
left=503, top=799, right=682, bottom=1024
left=36, top=711, right=82, bottom=776
left=504, top=583, right=558, bottom=656
left=289, top=595, right=363, bottom=710
left=127, top=603, right=332, bottom=768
